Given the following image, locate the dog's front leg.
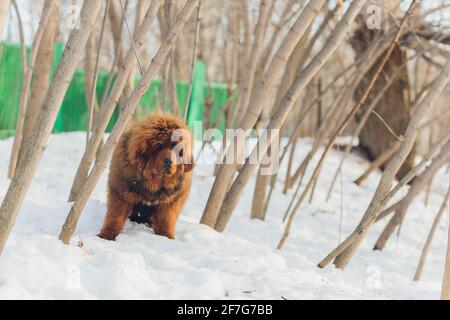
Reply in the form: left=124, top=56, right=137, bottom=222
left=98, top=193, right=132, bottom=241
left=152, top=203, right=182, bottom=240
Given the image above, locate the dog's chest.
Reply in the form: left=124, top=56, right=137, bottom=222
left=128, top=176, right=182, bottom=205
left=129, top=202, right=156, bottom=225
left=128, top=179, right=159, bottom=204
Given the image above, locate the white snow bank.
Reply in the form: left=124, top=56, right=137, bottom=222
left=0, top=133, right=448, bottom=299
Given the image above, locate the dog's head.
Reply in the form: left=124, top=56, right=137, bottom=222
left=128, top=113, right=194, bottom=191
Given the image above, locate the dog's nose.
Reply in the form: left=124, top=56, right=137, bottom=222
left=163, top=157, right=172, bottom=168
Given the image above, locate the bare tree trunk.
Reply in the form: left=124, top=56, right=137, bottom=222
left=373, top=141, right=450, bottom=250
left=238, top=0, right=251, bottom=84
left=8, top=0, right=58, bottom=178
left=251, top=167, right=271, bottom=220
left=284, top=33, right=395, bottom=192
left=374, top=133, right=450, bottom=223
left=250, top=0, right=298, bottom=220
left=183, top=0, right=202, bottom=120
left=281, top=77, right=319, bottom=194
left=134, top=0, right=150, bottom=53
left=277, top=64, right=355, bottom=201
left=108, top=0, right=126, bottom=65
left=423, top=129, right=435, bottom=207
left=352, top=16, right=415, bottom=181
left=20, top=0, right=60, bottom=152
left=59, top=0, right=199, bottom=245
left=283, top=79, right=349, bottom=192
left=213, top=0, right=366, bottom=233
left=442, top=180, right=450, bottom=299
left=326, top=61, right=409, bottom=199
left=158, top=6, right=169, bottom=111
left=414, top=183, right=450, bottom=281
left=200, top=0, right=327, bottom=228
left=319, top=55, right=450, bottom=270
left=283, top=136, right=299, bottom=194
left=0, top=0, right=102, bottom=255
left=252, top=0, right=302, bottom=91
left=276, top=1, right=342, bottom=107
left=164, top=1, right=180, bottom=115
left=354, top=140, right=401, bottom=186
left=168, top=54, right=179, bottom=114
left=215, top=0, right=240, bottom=172
left=276, top=63, right=349, bottom=197
left=0, top=0, right=10, bottom=39
left=88, top=1, right=109, bottom=148
left=100, top=1, right=127, bottom=111
left=68, top=0, right=162, bottom=202
left=277, top=12, right=412, bottom=249
left=123, top=0, right=150, bottom=118
left=232, top=0, right=270, bottom=123
left=10, top=0, right=25, bottom=78
left=85, top=26, right=100, bottom=144
left=286, top=71, right=357, bottom=192
left=111, top=0, right=135, bottom=117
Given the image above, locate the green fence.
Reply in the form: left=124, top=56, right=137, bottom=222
left=0, top=42, right=230, bottom=140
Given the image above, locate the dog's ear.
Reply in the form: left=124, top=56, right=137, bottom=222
left=133, top=155, right=147, bottom=172
left=128, top=134, right=148, bottom=171
left=184, top=155, right=194, bottom=172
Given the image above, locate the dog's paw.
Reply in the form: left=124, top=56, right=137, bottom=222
left=97, top=232, right=117, bottom=241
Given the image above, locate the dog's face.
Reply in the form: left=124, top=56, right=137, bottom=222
left=154, top=147, right=178, bottom=176
left=138, top=143, right=194, bottom=192
left=127, top=114, right=194, bottom=192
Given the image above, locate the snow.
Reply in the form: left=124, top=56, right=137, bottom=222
left=0, top=132, right=448, bottom=299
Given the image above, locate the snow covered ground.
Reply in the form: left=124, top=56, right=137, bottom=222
left=0, top=133, right=448, bottom=299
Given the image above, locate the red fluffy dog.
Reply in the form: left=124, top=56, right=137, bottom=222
left=98, top=113, right=194, bottom=241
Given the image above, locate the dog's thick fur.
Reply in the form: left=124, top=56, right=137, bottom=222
left=98, top=113, right=194, bottom=241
